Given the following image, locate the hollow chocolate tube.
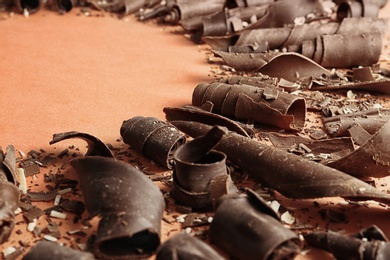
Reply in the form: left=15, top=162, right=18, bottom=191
left=14, top=0, right=42, bottom=14
left=209, top=189, right=302, bottom=260
left=70, top=156, right=165, bottom=259
left=120, top=116, right=185, bottom=169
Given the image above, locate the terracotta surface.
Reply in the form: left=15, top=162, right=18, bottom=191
left=1, top=3, right=390, bottom=259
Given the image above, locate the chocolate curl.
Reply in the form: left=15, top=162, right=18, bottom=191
left=120, top=116, right=186, bottom=169
left=70, top=156, right=165, bottom=259
left=156, top=233, right=225, bottom=260
left=192, top=82, right=306, bottom=131
left=209, top=189, right=302, bottom=260
left=88, top=0, right=161, bottom=16
left=14, top=0, right=43, bottom=14
left=23, top=241, right=95, bottom=260
left=49, top=131, right=114, bottom=158
left=168, top=120, right=390, bottom=204
left=312, top=78, right=390, bottom=95
left=304, top=229, right=390, bottom=260
left=336, top=0, right=383, bottom=19
left=172, top=126, right=237, bottom=209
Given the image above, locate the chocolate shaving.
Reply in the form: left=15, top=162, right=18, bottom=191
left=0, top=145, right=17, bottom=184
left=120, top=116, right=186, bottom=169
left=209, top=189, right=302, bottom=260
left=169, top=120, right=390, bottom=204
left=70, top=156, right=165, bottom=259
left=27, top=189, right=58, bottom=202
left=23, top=241, right=94, bottom=260
left=156, top=233, right=225, bottom=260
left=49, top=131, right=114, bottom=158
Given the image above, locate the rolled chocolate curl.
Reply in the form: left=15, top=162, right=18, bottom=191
left=172, top=126, right=237, bottom=209
left=23, top=241, right=95, bottom=260
left=156, top=233, right=225, bottom=260
left=49, top=131, right=114, bottom=158
left=50, top=0, right=77, bottom=12
left=120, top=116, right=186, bottom=169
left=209, top=189, right=302, bottom=260
left=14, top=0, right=42, bottom=14
left=304, top=229, right=390, bottom=260
left=192, top=81, right=306, bottom=131
left=70, top=156, right=165, bottom=259
left=168, top=120, right=390, bottom=204
left=336, top=0, right=383, bottom=19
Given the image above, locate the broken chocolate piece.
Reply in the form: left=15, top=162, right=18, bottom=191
left=169, top=120, right=390, bottom=204
left=70, top=156, right=165, bottom=259
left=120, top=116, right=186, bottom=169
left=171, top=126, right=236, bottom=209
left=27, top=189, right=58, bottom=202
left=209, top=189, right=302, bottom=260
left=192, top=81, right=306, bottom=131
left=23, top=241, right=94, bottom=260
left=0, top=145, right=17, bottom=184
left=156, top=233, right=225, bottom=260
left=49, top=131, right=113, bottom=158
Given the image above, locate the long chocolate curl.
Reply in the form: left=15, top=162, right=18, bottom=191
left=192, top=82, right=306, bottom=131
left=14, top=0, right=42, bottom=14
left=49, top=131, right=114, bottom=158
left=156, top=233, right=225, bottom=260
left=70, top=156, right=165, bottom=259
left=209, top=189, right=301, bottom=260
left=23, top=241, right=95, bottom=260
left=168, top=120, right=390, bottom=204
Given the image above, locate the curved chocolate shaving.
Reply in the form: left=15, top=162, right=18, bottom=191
left=120, top=116, right=186, bottom=169
left=313, top=78, right=390, bottom=95
left=209, top=189, right=301, bottom=260
left=212, top=50, right=278, bottom=71
left=163, top=106, right=252, bottom=137
left=50, top=131, right=113, bottom=158
left=169, top=120, right=390, bottom=204
left=0, top=145, right=17, bottom=184
left=156, top=233, right=225, bottom=260
left=192, top=82, right=306, bottom=131
left=23, top=241, right=95, bottom=260
left=352, top=225, right=389, bottom=242
left=304, top=230, right=390, bottom=260
left=70, top=156, right=164, bottom=259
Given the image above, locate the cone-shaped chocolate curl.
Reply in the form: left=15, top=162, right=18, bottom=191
left=209, top=189, right=302, bottom=260
left=23, top=241, right=95, bottom=260
left=168, top=120, right=390, bottom=204
left=70, top=156, right=165, bottom=259
left=120, top=116, right=186, bottom=169
left=156, top=233, right=225, bottom=260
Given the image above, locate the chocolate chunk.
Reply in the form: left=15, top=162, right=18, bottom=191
left=156, top=233, right=225, bottom=260
left=120, top=116, right=185, bottom=169
left=22, top=241, right=94, bottom=260
left=70, top=156, right=165, bottom=259
left=49, top=131, right=113, bottom=158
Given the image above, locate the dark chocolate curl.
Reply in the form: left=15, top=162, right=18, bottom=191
left=50, top=131, right=114, bottom=158
left=336, top=0, right=382, bottom=19
left=210, top=189, right=301, bottom=260
left=304, top=230, right=390, bottom=260
left=120, top=116, right=186, bottom=169
left=0, top=145, right=17, bottom=184
left=156, top=233, right=225, bottom=260
left=23, top=241, right=95, bottom=260
left=70, top=156, right=165, bottom=259
left=172, top=126, right=236, bottom=209
left=0, top=201, right=15, bottom=245
left=169, top=120, right=390, bottom=204
left=192, top=82, right=306, bottom=131
left=14, top=0, right=43, bottom=14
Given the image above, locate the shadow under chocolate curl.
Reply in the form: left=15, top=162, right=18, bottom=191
left=156, top=233, right=225, bottom=260
left=70, top=156, right=165, bottom=259
left=209, top=189, right=301, bottom=260
left=23, top=241, right=95, bottom=260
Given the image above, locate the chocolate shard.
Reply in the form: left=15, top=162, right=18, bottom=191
left=49, top=131, right=113, bottom=158
left=156, top=233, right=225, bottom=260
left=22, top=241, right=95, bottom=260
left=169, top=120, right=390, bottom=204
left=192, top=81, right=306, bottom=131
left=120, top=116, right=186, bottom=169
left=27, top=189, right=58, bottom=202
left=312, top=78, right=390, bottom=95
left=304, top=228, right=390, bottom=260
left=171, top=126, right=237, bottom=209
left=209, top=189, right=302, bottom=260
left=70, top=156, right=165, bottom=259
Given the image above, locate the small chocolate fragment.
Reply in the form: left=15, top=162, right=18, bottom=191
left=156, top=233, right=225, bottom=260
left=209, top=189, right=302, bottom=260
left=70, top=156, right=165, bottom=259
left=22, top=241, right=94, bottom=260
left=120, top=116, right=186, bottom=169
left=27, top=190, right=58, bottom=202
left=49, top=131, right=113, bottom=158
